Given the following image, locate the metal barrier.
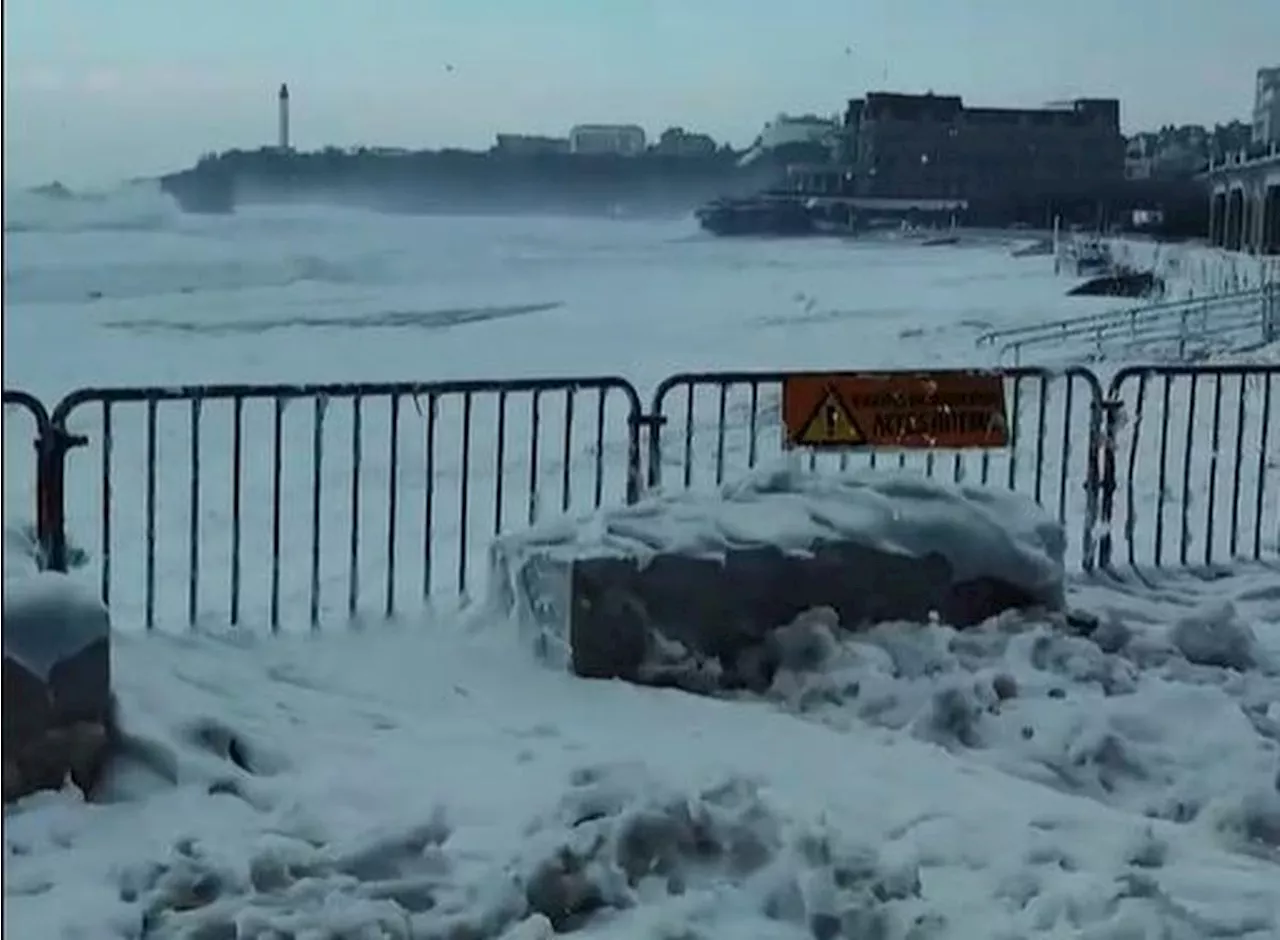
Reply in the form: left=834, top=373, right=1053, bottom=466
left=646, top=368, right=1107, bottom=572
left=976, top=285, right=1278, bottom=366
left=7, top=363, right=1279, bottom=631
left=2, top=390, right=58, bottom=565
left=1097, top=364, right=1279, bottom=572
left=47, top=379, right=643, bottom=632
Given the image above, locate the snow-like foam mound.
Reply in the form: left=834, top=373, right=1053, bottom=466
left=520, top=463, right=1065, bottom=592
left=19, top=750, right=1280, bottom=937
left=753, top=600, right=1280, bottom=861
left=5, top=576, right=1278, bottom=938
left=82, top=766, right=957, bottom=939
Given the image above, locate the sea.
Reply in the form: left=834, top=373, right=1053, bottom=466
left=3, top=183, right=1123, bottom=402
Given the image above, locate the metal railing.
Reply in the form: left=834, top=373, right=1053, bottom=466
left=41, top=378, right=643, bottom=632
left=646, top=367, right=1107, bottom=571
left=976, top=284, right=1278, bottom=365
left=6, top=362, right=1278, bottom=632
left=1097, top=364, right=1279, bottom=572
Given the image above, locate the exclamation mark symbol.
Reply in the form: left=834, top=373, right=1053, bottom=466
left=824, top=401, right=837, bottom=439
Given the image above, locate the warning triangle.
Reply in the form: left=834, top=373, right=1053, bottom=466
left=796, top=389, right=866, bottom=446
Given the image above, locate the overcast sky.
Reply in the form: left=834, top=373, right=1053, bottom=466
left=4, top=0, right=1277, bottom=188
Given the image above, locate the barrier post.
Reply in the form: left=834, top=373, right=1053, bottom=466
left=630, top=411, right=663, bottom=498
left=1093, top=398, right=1123, bottom=571
left=35, top=425, right=86, bottom=572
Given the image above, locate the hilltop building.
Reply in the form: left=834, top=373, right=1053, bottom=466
left=1253, top=66, right=1280, bottom=145
left=738, top=114, right=841, bottom=165
left=492, top=134, right=570, bottom=155
left=1124, top=122, right=1254, bottom=181
left=835, top=91, right=1124, bottom=216
left=653, top=127, right=718, bottom=157
left=568, top=124, right=647, bottom=156
left=492, top=126, right=721, bottom=158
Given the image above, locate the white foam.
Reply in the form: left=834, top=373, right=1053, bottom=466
left=5, top=570, right=1278, bottom=937
left=3, top=182, right=182, bottom=235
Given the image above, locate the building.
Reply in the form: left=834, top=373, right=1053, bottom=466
left=1124, top=136, right=1154, bottom=180
left=754, top=113, right=840, bottom=151
left=568, top=124, right=646, bottom=156
left=739, top=113, right=841, bottom=165
left=277, top=83, right=290, bottom=152
left=1205, top=147, right=1280, bottom=254
left=653, top=127, right=718, bottom=157
left=492, top=134, right=570, bottom=155
left=1125, top=123, right=1253, bottom=181
left=1253, top=66, right=1280, bottom=145
left=1125, top=132, right=1205, bottom=180
left=840, top=92, right=1125, bottom=214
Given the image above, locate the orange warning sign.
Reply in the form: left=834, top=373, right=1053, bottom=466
left=782, top=371, right=1009, bottom=450
left=793, top=389, right=867, bottom=447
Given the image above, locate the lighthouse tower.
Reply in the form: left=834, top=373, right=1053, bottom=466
left=278, top=83, right=291, bottom=151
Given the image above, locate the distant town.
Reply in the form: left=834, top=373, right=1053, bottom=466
left=489, top=98, right=1268, bottom=186
left=311, top=64, right=1280, bottom=184
left=158, top=66, right=1280, bottom=249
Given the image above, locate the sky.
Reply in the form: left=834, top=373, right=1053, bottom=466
left=3, top=0, right=1278, bottom=188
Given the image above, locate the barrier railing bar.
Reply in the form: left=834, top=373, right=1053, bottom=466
left=1256, top=380, right=1273, bottom=561
left=100, top=401, right=113, bottom=605
left=145, top=399, right=158, bottom=629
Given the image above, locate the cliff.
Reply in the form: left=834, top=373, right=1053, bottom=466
left=157, top=145, right=804, bottom=216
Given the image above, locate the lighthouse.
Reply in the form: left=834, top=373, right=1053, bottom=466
left=278, top=83, right=291, bottom=151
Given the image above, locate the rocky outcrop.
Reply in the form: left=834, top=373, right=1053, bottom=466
left=158, top=145, right=772, bottom=216
left=488, top=465, right=1066, bottom=690
left=3, top=572, right=114, bottom=801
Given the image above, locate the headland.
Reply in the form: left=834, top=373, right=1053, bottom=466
left=157, top=143, right=810, bottom=217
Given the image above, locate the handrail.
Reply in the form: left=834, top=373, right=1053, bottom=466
left=976, top=285, right=1269, bottom=348
left=1095, top=307, right=1271, bottom=362
left=1204, top=141, right=1280, bottom=172
left=977, top=285, right=1275, bottom=364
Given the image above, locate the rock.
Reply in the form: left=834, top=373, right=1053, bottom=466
left=488, top=466, right=1065, bottom=688
left=3, top=572, right=113, bottom=801
left=1169, top=602, right=1260, bottom=671
left=992, top=673, right=1019, bottom=700
left=498, top=915, right=555, bottom=940
left=524, top=857, right=605, bottom=930
left=1067, top=269, right=1161, bottom=298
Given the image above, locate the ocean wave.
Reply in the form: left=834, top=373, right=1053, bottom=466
left=102, top=301, right=563, bottom=335
left=2, top=253, right=381, bottom=305
left=3, top=182, right=183, bottom=234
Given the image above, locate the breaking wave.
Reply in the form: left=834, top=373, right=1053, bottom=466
left=3, top=253, right=389, bottom=306
left=103, top=301, right=564, bottom=335
left=3, top=182, right=182, bottom=234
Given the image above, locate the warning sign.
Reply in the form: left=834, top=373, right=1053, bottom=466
left=782, top=371, right=1009, bottom=450
left=793, top=389, right=867, bottom=446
